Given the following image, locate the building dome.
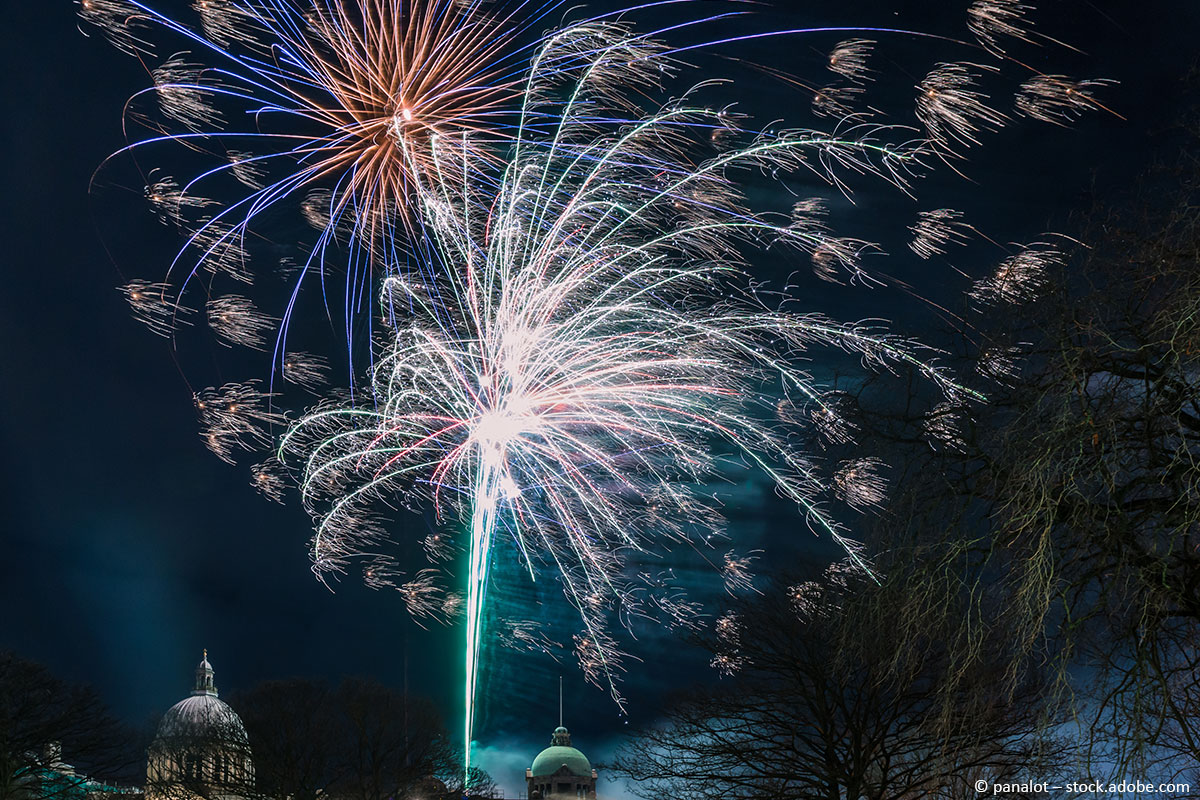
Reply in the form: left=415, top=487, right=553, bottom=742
left=147, top=652, right=254, bottom=800
left=153, top=652, right=249, bottom=747
left=530, top=727, right=592, bottom=778
left=155, top=695, right=250, bottom=746
left=526, top=723, right=597, bottom=798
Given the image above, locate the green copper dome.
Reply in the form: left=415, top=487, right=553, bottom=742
left=530, top=727, right=592, bottom=777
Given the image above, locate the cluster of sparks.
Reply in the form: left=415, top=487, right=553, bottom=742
left=81, top=0, right=1114, bottom=772
left=278, top=20, right=991, bottom=753
left=85, top=0, right=555, bottom=271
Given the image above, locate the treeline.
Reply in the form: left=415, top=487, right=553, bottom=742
left=228, top=678, right=497, bottom=800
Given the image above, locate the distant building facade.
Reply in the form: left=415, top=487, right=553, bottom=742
left=11, top=742, right=140, bottom=800
left=525, top=727, right=597, bottom=799
left=145, top=653, right=254, bottom=800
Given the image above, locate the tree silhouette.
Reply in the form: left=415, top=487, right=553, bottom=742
left=0, top=652, right=137, bottom=800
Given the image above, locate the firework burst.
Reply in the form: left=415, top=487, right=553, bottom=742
left=277, top=21, right=984, bottom=765
left=80, top=0, right=584, bottom=307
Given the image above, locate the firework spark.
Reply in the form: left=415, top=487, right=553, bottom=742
left=145, top=174, right=215, bottom=227
left=151, top=54, right=221, bottom=131
left=709, top=612, right=744, bottom=676
left=395, top=569, right=464, bottom=628
left=421, top=531, right=457, bottom=563
left=909, top=208, right=974, bottom=259
left=721, top=551, right=761, bottom=596
left=121, top=280, right=191, bottom=337
left=647, top=591, right=706, bottom=632
left=789, top=559, right=859, bottom=620
left=924, top=401, right=970, bottom=453
left=970, top=243, right=1062, bottom=306
left=833, top=457, right=888, bottom=511
left=1016, top=75, right=1118, bottom=125
left=499, top=619, right=563, bottom=657
left=206, top=295, right=277, bottom=350
left=967, top=0, right=1035, bottom=55
left=976, top=344, right=1026, bottom=383
left=826, top=38, right=875, bottom=83
left=196, top=381, right=285, bottom=463
left=812, top=84, right=867, bottom=120
left=251, top=458, right=289, bottom=503
left=917, top=62, right=1009, bottom=153
left=281, top=352, right=330, bottom=392
left=78, top=0, right=153, bottom=57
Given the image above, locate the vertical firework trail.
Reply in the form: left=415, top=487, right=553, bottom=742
left=465, top=463, right=499, bottom=765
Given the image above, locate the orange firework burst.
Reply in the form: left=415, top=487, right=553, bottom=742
left=267, top=0, right=528, bottom=242
left=84, top=0, right=561, bottom=281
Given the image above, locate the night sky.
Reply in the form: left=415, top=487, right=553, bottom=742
left=1, top=1, right=1197, bottom=796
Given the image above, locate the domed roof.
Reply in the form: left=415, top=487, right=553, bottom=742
left=153, top=652, right=249, bottom=747
left=156, top=694, right=249, bottom=746
left=530, top=727, right=592, bottom=778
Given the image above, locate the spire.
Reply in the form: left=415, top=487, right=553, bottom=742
left=550, top=676, right=571, bottom=745
left=192, top=650, right=218, bottom=697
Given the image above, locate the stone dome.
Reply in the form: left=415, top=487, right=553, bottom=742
left=146, top=652, right=255, bottom=800
left=155, top=694, right=249, bottom=746
left=152, top=652, right=249, bottom=747
left=530, top=727, right=592, bottom=778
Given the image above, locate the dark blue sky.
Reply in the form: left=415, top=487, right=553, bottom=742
left=1, top=1, right=1197, bottom=795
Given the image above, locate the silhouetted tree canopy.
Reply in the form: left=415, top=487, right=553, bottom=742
left=611, top=568, right=1066, bottom=800
left=229, top=677, right=497, bottom=800
left=0, top=652, right=138, bottom=800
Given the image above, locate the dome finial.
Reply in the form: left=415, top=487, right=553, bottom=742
left=551, top=726, right=571, bottom=747
left=193, top=650, right=218, bottom=697
left=551, top=676, right=570, bottom=746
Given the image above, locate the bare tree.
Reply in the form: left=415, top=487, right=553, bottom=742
left=331, top=678, right=454, bottom=800
left=0, top=652, right=138, bottom=800
left=610, top=567, right=1065, bottom=800
left=228, top=679, right=341, bottom=800
left=228, top=677, right=490, bottom=800
left=972, top=151, right=1200, bottom=786
left=440, top=766, right=501, bottom=799
left=835, top=122, right=1200, bottom=793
